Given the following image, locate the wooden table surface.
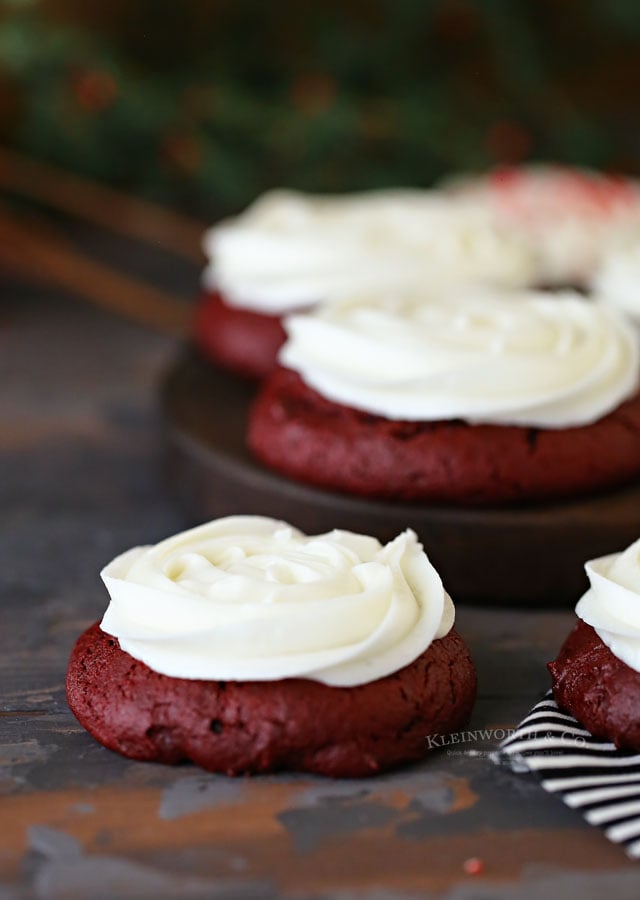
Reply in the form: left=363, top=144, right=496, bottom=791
left=2, top=279, right=639, bottom=900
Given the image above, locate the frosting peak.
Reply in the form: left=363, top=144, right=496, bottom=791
left=575, top=538, right=640, bottom=673
left=279, top=288, right=640, bottom=428
left=100, top=516, right=454, bottom=686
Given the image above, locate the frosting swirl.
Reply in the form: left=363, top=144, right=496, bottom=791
left=202, top=188, right=536, bottom=312
left=280, top=289, right=639, bottom=428
left=100, top=516, right=454, bottom=686
left=575, top=538, right=640, bottom=673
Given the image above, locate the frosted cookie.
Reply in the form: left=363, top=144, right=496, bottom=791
left=549, top=538, right=640, bottom=751
left=195, top=188, right=536, bottom=378
left=248, top=288, right=640, bottom=505
left=67, top=517, right=477, bottom=777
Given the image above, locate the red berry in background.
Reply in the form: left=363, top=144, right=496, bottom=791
left=72, top=70, right=118, bottom=112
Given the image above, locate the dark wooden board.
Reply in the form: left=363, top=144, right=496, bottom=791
left=161, top=352, right=640, bottom=606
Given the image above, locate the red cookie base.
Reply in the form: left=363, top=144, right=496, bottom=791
left=549, top=620, right=640, bottom=751
left=193, top=291, right=287, bottom=380
left=66, top=623, right=476, bottom=778
left=248, top=367, right=640, bottom=506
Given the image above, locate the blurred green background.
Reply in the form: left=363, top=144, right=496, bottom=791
left=1, top=0, right=640, bottom=216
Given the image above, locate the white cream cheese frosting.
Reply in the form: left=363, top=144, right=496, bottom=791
left=593, top=240, right=640, bottom=322
left=575, top=538, right=640, bottom=673
left=445, top=166, right=640, bottom=286
left=100, top=516, right=454, bottom=687
left=279, top=288, right=639, bottom=428
left=202, top=188, right=537, bottom=312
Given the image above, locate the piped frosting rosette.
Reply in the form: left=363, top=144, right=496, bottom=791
left=100, top=516, right=454, bottom=687
left=575, top=537, right=640, bottom=673
left=201, top=188, right=537, bottom=312
left=279, top=288, right=639, bottom=428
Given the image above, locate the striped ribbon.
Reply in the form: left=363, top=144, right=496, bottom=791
left=496, top=691, right=640, bottom=859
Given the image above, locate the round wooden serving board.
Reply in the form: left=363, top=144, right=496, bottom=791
left=161, top=352, right=640, bottom=606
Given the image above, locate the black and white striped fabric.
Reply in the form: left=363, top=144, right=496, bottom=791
left=497, top=691, right=640, bottom=859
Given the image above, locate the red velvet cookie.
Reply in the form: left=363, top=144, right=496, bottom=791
left=248, top=366, right=640, bottom=506
left=193, top=291, right=287, bottom=380
left=66, top=623, right=476, bottom=778
left=548, top=620, right=640, bottom=751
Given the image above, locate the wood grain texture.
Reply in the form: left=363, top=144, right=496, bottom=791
left=1, top=283, right=638, bottom=899
left=0, top=146, right=206, bottom=262
left=0, top=208, right=191, bottom=335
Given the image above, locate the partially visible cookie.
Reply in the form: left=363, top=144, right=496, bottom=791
left=549, top=621, right=640, bottom=752
left=67, top=622, right=476, bottom=777
left=195, top=186, right=538, bottom=378
left=443, top=164, right=640, bottom=286
left=549, top=537, right=640, bottom=751
left=193, top=291, right=286, bottom=380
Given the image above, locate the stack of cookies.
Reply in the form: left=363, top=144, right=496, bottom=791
left=194, top=166, right=640, bottom=511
